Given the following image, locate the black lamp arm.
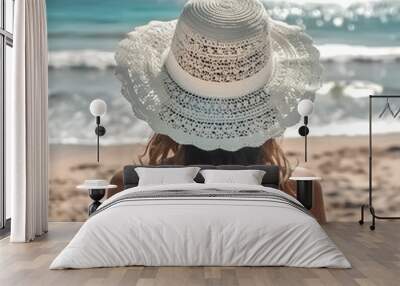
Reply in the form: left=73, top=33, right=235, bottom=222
left=298, top=116, right=310, bottom=162
left=94, top=116, right=106, bottom=163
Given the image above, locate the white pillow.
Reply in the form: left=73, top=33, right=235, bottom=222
left=200, top=169, right=266, bottom=185
left=135, top=167, right=201, bottom=186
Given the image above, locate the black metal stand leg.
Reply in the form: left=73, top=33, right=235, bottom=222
left=359, top=204, right=376, bottom=230
left=370, top=207, right=376, bottom=231
left=296, top=180, right=313, bottom=210
left=359, top=203, right=400, bottom=231
left=88, top=189, right=105, bottom=216
left=359, top=204, right=365, bottom=225
left=89, top=201, right=102, bottom=216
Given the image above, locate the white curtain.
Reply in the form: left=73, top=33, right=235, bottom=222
left=8, top=0, right=49, bottom=242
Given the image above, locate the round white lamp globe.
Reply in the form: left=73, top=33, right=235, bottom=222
left=297, top=99, right=314, bottom=116
left=90, top=99, right=107, bottom=117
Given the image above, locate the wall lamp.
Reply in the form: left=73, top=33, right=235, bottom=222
left=89, top=99, right=107, bottom=162
left=297, top=99, right=314, bottom=162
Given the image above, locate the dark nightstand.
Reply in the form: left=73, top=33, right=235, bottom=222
left=77, top=182, right=117, bottom=215
left=289, top=177, right=321, bottom=210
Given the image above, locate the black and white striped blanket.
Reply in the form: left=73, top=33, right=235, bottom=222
left=91, top=189, right=310, bottom=217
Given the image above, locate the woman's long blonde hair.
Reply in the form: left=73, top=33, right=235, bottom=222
left=139, top=134, right=294, bottom=195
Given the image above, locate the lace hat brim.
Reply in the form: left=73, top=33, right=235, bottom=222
left=115, top=19, right=322, bottom=151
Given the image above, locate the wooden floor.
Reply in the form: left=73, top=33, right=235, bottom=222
left=0, top=222, right=399, bottom=286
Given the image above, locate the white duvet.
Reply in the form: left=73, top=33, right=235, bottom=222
left=50, top=183, right=350, bottom=269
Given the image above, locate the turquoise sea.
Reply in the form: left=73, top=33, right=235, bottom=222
left=47, top=0, right=400, bottom=144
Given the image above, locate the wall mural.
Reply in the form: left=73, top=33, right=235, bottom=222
left=47, top=0, right=400, bottom=221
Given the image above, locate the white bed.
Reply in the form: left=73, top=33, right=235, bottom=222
left=50, top=183, right=350, bottom=269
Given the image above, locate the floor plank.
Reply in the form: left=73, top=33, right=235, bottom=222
left=0, top=222, right=399, bottom=286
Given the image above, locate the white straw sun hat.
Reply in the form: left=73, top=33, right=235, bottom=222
left=115, top=0, right=322, bottom=151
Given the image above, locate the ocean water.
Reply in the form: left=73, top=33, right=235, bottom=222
left=47, top=0, right=400, bottom=145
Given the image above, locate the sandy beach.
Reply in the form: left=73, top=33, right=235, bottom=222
left=49, top=134, right=400, bottom=222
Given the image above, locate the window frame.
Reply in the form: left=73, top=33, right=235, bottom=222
left=0, top=0, right=14, bottom=234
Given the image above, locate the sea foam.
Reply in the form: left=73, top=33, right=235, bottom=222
left=319, top=44, right=400, bottom=63
left=49, top=50, right=115, bottom=70
left=48, top=44, right=400, bottom=70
